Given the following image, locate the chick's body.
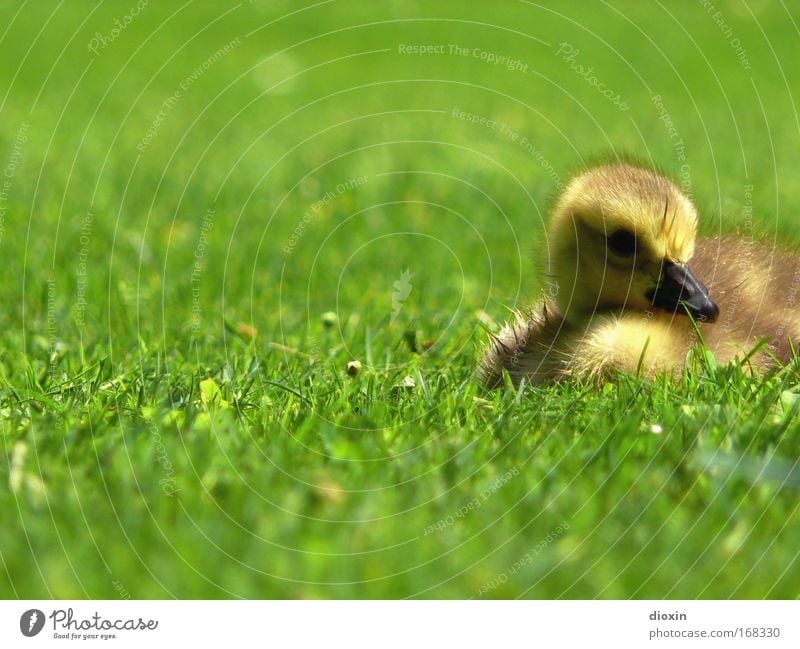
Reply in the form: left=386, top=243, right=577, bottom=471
left=480, top=164, right=800, bottom=386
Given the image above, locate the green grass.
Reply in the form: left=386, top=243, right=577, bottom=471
left=2, top=0, right=800, bottom=598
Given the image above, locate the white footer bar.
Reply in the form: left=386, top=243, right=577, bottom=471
left=1, top=600, right=796, bottom=647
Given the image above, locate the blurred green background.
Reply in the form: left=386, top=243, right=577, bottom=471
left=1, top=0, right=799, bottom=598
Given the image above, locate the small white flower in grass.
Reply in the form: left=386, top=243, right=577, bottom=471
left=397, top=375, right=416, bottom=390
left=391, top=375, right=416, bottom=396
left=649, top=423, right=663, bottom=435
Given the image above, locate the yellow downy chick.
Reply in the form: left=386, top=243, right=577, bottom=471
left=480, top=163, right=800, bottom=385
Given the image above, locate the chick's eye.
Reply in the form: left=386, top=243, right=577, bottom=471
left=607, top=229, right=637, bottom=256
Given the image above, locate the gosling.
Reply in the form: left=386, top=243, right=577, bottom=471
left=480, top=163, right=800, bottom=386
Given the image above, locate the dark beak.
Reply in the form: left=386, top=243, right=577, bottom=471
left=647, top=262, right=719, bottom=322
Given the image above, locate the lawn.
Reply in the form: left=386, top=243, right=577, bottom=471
left=1, top=0, right=800, bottom=598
